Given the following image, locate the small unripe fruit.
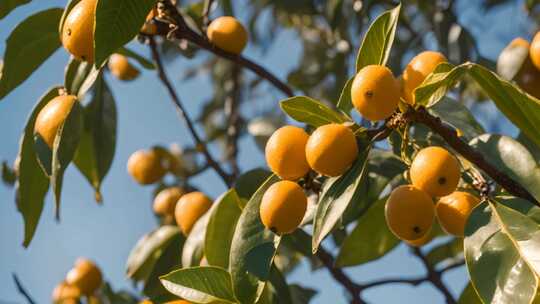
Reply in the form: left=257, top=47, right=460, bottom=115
left=127, top=149, right=167, bottom=185
left=65, top=258, right=102, bottom=295
left=34, top=95, right=78, bottom=148
left=260, top=181, right=307, bottom=234
left=207, top=16, right=248, bottom=54
left=62, top=0, right=96, bottom=62
left=351, top=65, right=400, bottom=121
left=436, top=191, right=480, bottom=236
left=175, top=192, right=212, bottom=235
left=265, top=125, right=310, bottom=180
left=530, top=32, right=540, bottom=70
left=305, top=123, right=358, bottom=177
left=385, top=185, right=435, bottom=241
left=410, top=146, right=460, bottom=197
left=108, top=54, right=140, bottom=81
left=52, top=281, right=81, bottom=303
left=402, top=51, right=447, bottom=104
left=153, top=187, right=185, bottom=216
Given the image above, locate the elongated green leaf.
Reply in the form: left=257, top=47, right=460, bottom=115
left=268, top=267, right=292, bottom=304
left=0, top=0, right=31, bottom=19
left=0, top=8, right=63, bottom=100
left=280, top=96, right=348, bottom=128
left=160, top=266, right=237, bottom=304
left=355, top=4, right=400, bottom=72
left=336, top=197, right=399, bottom=267
left=465, top=199, right=540, bottom=304
left=73, top=76, right=117, bottom=202
left=425, top=238, right=463, bottom=268
left=470, top=134, right=540, bottom=202
left=229, top=174, right=281, bottom=304
left=117, top=47, right=155, bottom=70
left=517, top=132, right=540, bottom=164
left=94, top=0, right=157, bottom=67
left=126, top=225, right=182, bottom=281
left=235, top=168, right=271, bottom=203
left=312, top=146, right=371, bottom=253
left=15, top=87, right=60, bottom=247
left=415, top=62, right=540, bottom=150
left=458, top=283, right=482, bottom=304
left=182, top=211, right=210, bottom=268
left=205, top=189, right=242, bottom=268
left=428, top=97, right=485, bottom=140
left=64, top=57, right=102, bottom=98
left=50, top=100, right=83, bottom=218
left=336, top=77, right=354, bottom=114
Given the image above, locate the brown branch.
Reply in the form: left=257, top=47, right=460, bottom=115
left=12, top=274, right=36, bottom=304
left=408, top=107, right=540, bottom=207
left=148, top=37, right=233, bottom=187
left=411, top=247, right=457, bottom=304
left=202, top=0, right=215, bottom=29
left=225, top=65, right=241, bottom=178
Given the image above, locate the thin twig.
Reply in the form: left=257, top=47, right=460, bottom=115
left=148, top=37, right=233, bottom=187
left=12, top=274, right=36, bottom=304
left=411, top=247, right=457, bottom=304
left=225, top=65, right=241, bottom=178
left=202, top=0, right=215, bottom=30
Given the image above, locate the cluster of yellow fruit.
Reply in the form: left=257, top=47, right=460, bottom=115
left=385, top=146, right=480, bottom=246
left=52, top=258, right=102, bottom=303
left=127, top=148, right=212, bottom=235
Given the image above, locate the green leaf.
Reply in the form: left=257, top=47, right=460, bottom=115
left=425, top=238, right=463, bottom=268
left=229, top=174, right=281, bottom=304
left=312, top=146, right=371, bottom=253
left=234, top=168, right=271, bottom=204
left=268, top=267, right=292, bottom=304
left=15, top=87, right=59, bottom=247
left=182, top=210, right=210, bottom=268
left=117, top=47, right=155, bottom=70
left=336, top=197, right=399, bottom=267
left=470, top=134, right=540, bottom=202
left=336, top=77, right=354, bottom=114
left=205, top=189, right=242, bottom=268
left=1, top=161, right=16, bottom=186
left=0, top=8, right=63, bottom=100
left=94, top=0, right=158, bottom=67
left=355, top=4, right=400, bottom=72
left=428, top=97, right=485, bottom=140
left=414, top=63, right=457, bottom=107
left=0, top=0, right=31, bottom=20
left=280, top=96, right=348, bottom=128
left=160, top=266, right=237, bottom=304
left=73, top=76, right=117, bottom=202
left=289, top=284, right=317, bottom=304
left=458, top=283, right=482, bottom=304
left=464, top=199, right=540, bottom=304
left=517, top=132, right=540, bottom=164
left=64, top=57, right=102, bottom=98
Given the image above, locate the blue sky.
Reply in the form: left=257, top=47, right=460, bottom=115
left=0, top=0, right=533, bottom=303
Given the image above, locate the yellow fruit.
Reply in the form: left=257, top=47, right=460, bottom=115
left=530, top=32, right=540, bottom=70
left=265, top=126, right=310, bottom=180
left=52, top=281, right=81, bottom=302
left=65, top=258, right=102, bottom=295
left=405, top=227, right=433, bottom=247
left=153, top=187, right=185, bottom=216
left=34, top=95, right=78, bottom=148
left=436, top=191, right=480, bottom=236
left=141, top=8, right=158, bottom=35
left=260, top=181, right=307, bottom=235
left=175, top=192, right=212, bottom=235
left=108, top=54, right=140, bottom=81
left=402, top=51, right=447, bottom=104
left=410, top=146, right=460, bottom=197
left=127, top=149, right=167, bottom=185
left=207, top=16, right=248, bottom=54
left=62, top=0, right=96, bottom=62
left=305, top=123, right=358, bottom=177
left=351, top=65, right=400, bottom=121
left=385, top=185, right=435, bottom=241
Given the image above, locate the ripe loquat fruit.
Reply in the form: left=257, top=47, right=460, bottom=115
left=175, top=191, right=212, bottom=235
left=260, top=180, right=307, bottom=235
left=305, top=123, right=358, bottom=177
left=108, top=54, right=140, bottom=81
left=207, top=16, right=248, bottom=54
left=436, top=191, right=480, bottom=236
left=62, top=0, right=96, bottom=62
left=52, top=281, right=81, bottom=303
left=265, top=125, right=310, bottom=180
left=410, top=146, right=460, bottom=197
left=65, top=258, right=102, bottom=295
left=34, top=95, right=78, bottom=148
left=530, top=32, right=540, bottom=70
left=351, top=65, right=400, bottom=121
left=153, top=187, right=185, bottom=216
left=385, top=185, right=435, bottom=241
left=402, top=51, right=447, bottom=104
left=127, top=148, right=167, bottom=185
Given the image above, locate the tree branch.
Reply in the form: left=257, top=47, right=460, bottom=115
left=148, top=37, right=233, bottom=187
left=12, top=274, right=36, bottom=304
left=411, top=247, right=457, bottom=304
left=224, top=65, right=241, bottom=178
